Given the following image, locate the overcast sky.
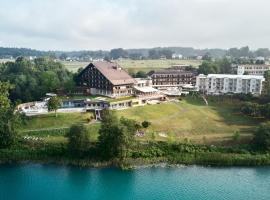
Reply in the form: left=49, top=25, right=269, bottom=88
left=0, top=0, right=270, bottom=51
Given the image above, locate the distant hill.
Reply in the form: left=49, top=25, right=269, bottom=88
left=1, top=46, right=269, bottom=60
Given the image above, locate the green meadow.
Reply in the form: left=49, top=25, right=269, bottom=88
left=19, top=97, right=263, bottom=145
left=62, top=59, right=202, bottom=73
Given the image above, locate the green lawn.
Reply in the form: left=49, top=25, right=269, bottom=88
left=19, top=112, right=100, bottom=143
left=62, top=59, right=202, bottom=73
left=45, top=123, right=100, bottom=142
left=61, top=61, right=89, bottom=72
left=18, top=97, right=264, bottom=145
left=19, top=112, right=92, bottom=131
left=117, top=97, right=262, bottom=143
left=117, top=59, right=202, bottom=73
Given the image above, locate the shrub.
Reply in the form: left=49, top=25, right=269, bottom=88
left=66, top=124, right=90, bottom=155
left=253, top=124, right=270, bottom=151
left=142, top=121, right=151, bottom=129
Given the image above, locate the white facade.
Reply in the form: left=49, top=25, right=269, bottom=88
left=196, top=74, right=265, bottom=96
left=237, top=65, right=270, bottom=76
left=172, top=54, right=183, bottom=59
left=134, top=78, right=152, bottom=87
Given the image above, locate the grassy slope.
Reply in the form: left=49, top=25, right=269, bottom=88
left=18, top=112, right=100, bottom=143
left=19, top=113, right=91, bottom=131
left=18, top=97, right=263, bottom=145
left=62, top=59, right=202, bottom=73
left=118, top=97, right=262, bottom=144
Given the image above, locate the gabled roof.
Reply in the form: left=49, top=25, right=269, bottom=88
left=81, top=61, right=135, bottom=85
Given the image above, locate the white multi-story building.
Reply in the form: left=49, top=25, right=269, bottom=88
left=237, top=65, right=270, bottom=76
left=196, top=74, right=265, bottom=96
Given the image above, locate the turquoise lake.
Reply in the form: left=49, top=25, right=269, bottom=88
left=0, top=164, right=269, bottom=200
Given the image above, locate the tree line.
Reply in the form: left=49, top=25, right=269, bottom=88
left=197, top=58, right=232, bottom=74
left=0, top=57, right=75, bottom=102
left=2, top=46, right=270, bottom=61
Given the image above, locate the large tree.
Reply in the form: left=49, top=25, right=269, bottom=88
left=198, top=61, right=219, bottom=75
left=0, top=81, right=17, bottom=148
left=253, top=124, right=270, bottom=151
left=66, top=124, right=90, bottom=154
left=98, top=110, right=136, bottom=160
left=263, top=71, right=270, bottom=96
left=109, top=48, right=128, bottom=59
left=217, top=58, right=232, bottom=74
left=0, top=81, right=13, bottom=109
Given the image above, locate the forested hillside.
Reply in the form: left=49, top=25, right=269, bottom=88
left=0, top=57, right=75, bottom=102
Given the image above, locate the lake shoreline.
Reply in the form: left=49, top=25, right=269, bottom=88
left=1, top=154, right=270, bottom=170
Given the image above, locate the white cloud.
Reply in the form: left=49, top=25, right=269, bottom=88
left=0, top=0, right=270, bottom=50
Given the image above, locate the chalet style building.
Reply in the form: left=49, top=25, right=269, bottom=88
left=77, top=61, right=135, bottom=97
left=149, top=66, right=197, bottom=88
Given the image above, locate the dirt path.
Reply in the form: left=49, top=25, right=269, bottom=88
left=201, top=95, right=208, bottom=106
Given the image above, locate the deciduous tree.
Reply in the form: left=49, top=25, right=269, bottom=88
left=66, top=124, right=90, bottom=154
left=0, top=81, right=17, bottom=148
left=98, top=110, right=136, bottom=160
left=47, top=96, right=62, bottom=117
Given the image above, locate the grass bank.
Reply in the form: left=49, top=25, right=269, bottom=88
left=18, top=97, right=265, bottom=146
left=118, top=97, right=262, bottom=145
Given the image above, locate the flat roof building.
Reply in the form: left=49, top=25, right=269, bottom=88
left=149, top=67, right=197, bottom=88
left=237, top=65, right=270, bottom=76
left=196, top=74, right=265, bottom=96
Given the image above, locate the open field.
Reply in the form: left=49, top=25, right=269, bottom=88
left=61, top=61, right=89, bottom=72
left=117, top=59, right=202, bottom=73
left=2, top=58, right=202, bottom=73
left=62, top=59, right=202, bottom=73
left=19, top=97, right=264, bottom=145
left=118, top=97, right=263, bottom=144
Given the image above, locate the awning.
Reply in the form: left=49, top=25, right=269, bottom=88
left=134, top=86, right=158, bottom=93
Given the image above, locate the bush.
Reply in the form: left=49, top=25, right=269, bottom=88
left=142, top=121, right=151, bottom=129
left=253, top=124, right=270, bottom=151
left=241, top=102, right=262, bottom=117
